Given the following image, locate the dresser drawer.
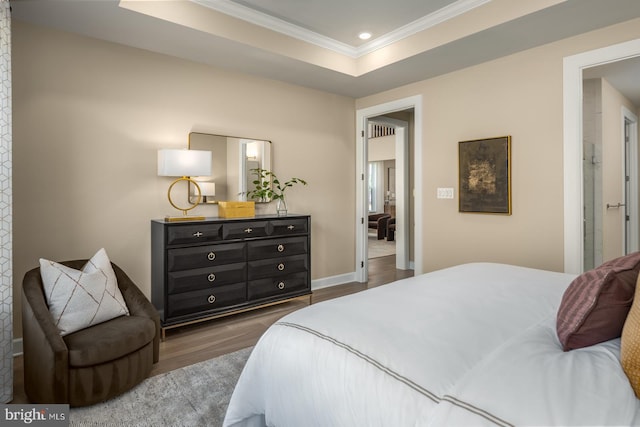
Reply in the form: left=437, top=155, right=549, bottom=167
left=167, top=243, right=245, bottom=272
left=168, top=262, right=246, bottom=294
left=247, top=236, right=308, bottom=261
left=248, top=254, right=308, bottom=280
left=166, top=223, right=223, bottom=245
left=152, top=215, right=311, bottom=330
left=222, top=221, right=270, bottom=240
left=270, top=218, right=308, bottom=236
left=248, top=272, right=309, bottom=300
left=167, top=282, right=246, bottom=318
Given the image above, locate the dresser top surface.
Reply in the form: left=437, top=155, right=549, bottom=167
left=152, top=214, right=309, bottom=225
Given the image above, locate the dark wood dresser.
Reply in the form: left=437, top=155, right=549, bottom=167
left=151, top=214, right=311, bottom=338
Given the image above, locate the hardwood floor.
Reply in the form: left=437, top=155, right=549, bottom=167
left=9, top=255, right=413, bottom=404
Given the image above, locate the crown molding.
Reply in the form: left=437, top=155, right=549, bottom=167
left=357, top=0, right=491, bottom=57
left=192, top=0, right=491, bottom=58
left=192, top=0, right=359, bottom=57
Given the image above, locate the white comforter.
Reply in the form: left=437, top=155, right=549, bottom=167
left=223, top=263, right=640, bottom=426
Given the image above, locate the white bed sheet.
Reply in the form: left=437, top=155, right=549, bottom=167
left=223, top=263, right=640, bottom=427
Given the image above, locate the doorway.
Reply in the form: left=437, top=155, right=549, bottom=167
left=367, top=116, right=409, bottom=270
left=581, top=87, right=638, bottom=270
left=355, top=95, right=423, bottom=282
left=563, top=38, right=640, bottom=273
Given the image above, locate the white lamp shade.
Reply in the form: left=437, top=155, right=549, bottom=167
left=158, top=149, right=212, bottom=177
left=198, top=182, right=216, bottom=196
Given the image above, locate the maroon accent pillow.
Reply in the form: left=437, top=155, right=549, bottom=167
left=557, top=252, right=640, bottom=351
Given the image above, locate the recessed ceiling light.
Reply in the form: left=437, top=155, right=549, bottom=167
left=358, top=32, right=372, bottom=40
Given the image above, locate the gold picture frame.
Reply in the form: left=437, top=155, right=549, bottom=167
left=458, top=136, right=511, bottom=215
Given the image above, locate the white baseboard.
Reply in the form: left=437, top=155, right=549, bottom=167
left=11, top=272, right=359, bottom=357
left=312, top=271, right=358, bottom=290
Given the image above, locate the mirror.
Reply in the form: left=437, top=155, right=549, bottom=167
left=188, top=132, right=272, bottom=204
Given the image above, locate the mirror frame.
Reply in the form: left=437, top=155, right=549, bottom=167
left=187, top=132, right=273, bottom=204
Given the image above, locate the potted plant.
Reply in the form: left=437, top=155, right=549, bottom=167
left=246, top=168, right=307, bottom=216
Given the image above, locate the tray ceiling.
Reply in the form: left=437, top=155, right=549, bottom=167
left=10, top=0, right=640, bottom=99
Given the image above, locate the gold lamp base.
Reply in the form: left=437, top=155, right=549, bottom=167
left=164, top=177, right=205, bottom=222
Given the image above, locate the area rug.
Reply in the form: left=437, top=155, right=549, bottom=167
left=70, top=346, right=253, bottom=427
left=368, top=235, right=396, bottom=258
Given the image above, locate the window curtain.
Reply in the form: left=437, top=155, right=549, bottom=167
left=368, top=161, right=384, bottom=213
left=0, top=0, right=12, bottom=403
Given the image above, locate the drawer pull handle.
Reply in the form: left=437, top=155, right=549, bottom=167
left=278, top=263, right=285, bottom=271
left=244, top=228, right=253, bottom=233
left=277, top=244, right=285, bottom=252
left=193, top=231, right=204, bottom=238
left=287, top=225, right=295, bottom=230
left=207, top=252, right=216, bottom=261
left=278, top=281, right=285, bottom=290
left=207, top=295, right=216, bottom=304
left=207, top=273, right=216, bottom=282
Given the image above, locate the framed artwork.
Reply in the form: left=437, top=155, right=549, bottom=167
left=458, top=136, right=511, bottom=215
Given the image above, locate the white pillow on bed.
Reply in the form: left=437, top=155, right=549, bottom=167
left=39, top=248, right=129, bottom=336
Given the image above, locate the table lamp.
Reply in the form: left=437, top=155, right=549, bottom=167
left=158, top=149, right=212, bottom=221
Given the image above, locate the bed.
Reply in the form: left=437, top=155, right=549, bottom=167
left=223, top=263, right=640, bottom=426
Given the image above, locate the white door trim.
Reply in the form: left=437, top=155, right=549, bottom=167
left=563, top=38, right=640, bottom=274
left=355, top=95, right=423, bottom=282
left=623, top=106, right=639, bottom=254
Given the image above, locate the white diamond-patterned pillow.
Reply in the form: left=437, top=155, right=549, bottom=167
left=39, top=248, right=130, bottom=336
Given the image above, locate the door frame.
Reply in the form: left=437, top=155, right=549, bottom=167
left=623, top=106, right=639, bottom=254
left=355, top=95, right=423, bottom=282
left=563, top=38, right=640, bottom=273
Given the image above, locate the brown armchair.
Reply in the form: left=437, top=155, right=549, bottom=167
left=22, top=260, right=160, bottom=407
left=368, top=213, right=391, bottom=240
left=387, top=217, right=396, bottom=241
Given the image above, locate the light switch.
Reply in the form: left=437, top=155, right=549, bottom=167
left=437, top=187, right=454, bottom=199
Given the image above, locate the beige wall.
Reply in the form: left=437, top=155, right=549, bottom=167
left=357, top=17, right=640, bottom=274
left=12, top=21, right=355, bottom=337
left=582, top=78, right=603, bottom=269
left=368, top=135, right=395, bottom=162
left=12, top=16, right=640, bottom=340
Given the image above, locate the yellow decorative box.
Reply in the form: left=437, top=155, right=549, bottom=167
left=218, top=201, right=256, bottom=218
